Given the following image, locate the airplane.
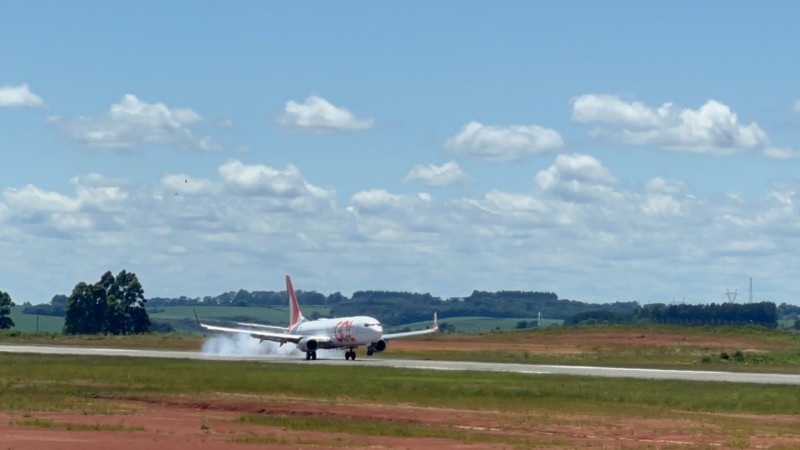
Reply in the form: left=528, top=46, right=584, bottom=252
left=195, top=275, right=438, bottom=360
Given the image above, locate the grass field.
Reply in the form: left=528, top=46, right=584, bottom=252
left=2, top=352, right=800, bottom=448
left=390, top=315, right=562, bottom=334
left=2, top=353, right=800, bottom=415
left=9, top=306, right=64, bottom=333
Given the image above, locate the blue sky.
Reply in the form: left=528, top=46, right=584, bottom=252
left=3, top=2, right=800, bottom=305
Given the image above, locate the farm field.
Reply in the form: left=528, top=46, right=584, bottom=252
left=8, top=306, right=64, bottom=333
left=2, top=351, right=800, bottom=448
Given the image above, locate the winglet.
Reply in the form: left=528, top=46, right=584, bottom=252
left=432, top=311, right=439, bottom=331
left=286, top=275, right=305, bottom=328
left=193, top=309, right=202, bottom=326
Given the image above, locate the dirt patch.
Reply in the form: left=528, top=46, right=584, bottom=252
left=3, top=394, right=800, bottom=449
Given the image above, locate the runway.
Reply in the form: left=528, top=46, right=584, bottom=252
left=2, top=344, right=800, bottom=385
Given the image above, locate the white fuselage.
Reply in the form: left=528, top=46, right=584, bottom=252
left=291, top=315, right=383, bottom=349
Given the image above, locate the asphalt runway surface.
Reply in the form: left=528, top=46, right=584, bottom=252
left=2, top=344, right=800, bottom=385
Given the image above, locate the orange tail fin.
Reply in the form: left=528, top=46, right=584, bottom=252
left=286, top=275, right=305, bottom=328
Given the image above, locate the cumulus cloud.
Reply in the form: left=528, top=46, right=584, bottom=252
left=463, top=190, right=548, bottom=216
left=219, top=159, right=330, bottom=201
left=644, top=177, right=689, bottom=195
left=2, top=174, right=130, bottom=238
left=762, top=146, right=800, bottom=160
left=572, top=94, right=768, bottom=154
left=0, top=83, right=44, bottom=108
left=277, top=95, right=374, bottom=132
left=534, top=153, right=621, bottom=202
left=4, top=185, right=80, bottom=213
left=50, top=94, right=220, bottom=152
left=443, top=121, right=563, bottom=162
left=350, top=189, right=406, bottom=212
left=161, top=175, right=216, bottom=196
left=8, top=153, right=800, bottom=306
left=403, top=161, right=471, bottom=186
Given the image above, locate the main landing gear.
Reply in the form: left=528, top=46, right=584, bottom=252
left=305, top=351, right=317, bottom=360
left=344, top=349, right=357, bottom=360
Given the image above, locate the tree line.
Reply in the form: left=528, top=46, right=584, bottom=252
left=145, top=287, right=784, bottom=327
left=567, top=301, right=779, bottom=327
left=9, top=277, right=788, bottom=331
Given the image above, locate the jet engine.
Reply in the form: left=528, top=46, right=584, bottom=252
left=367, top=339, right=387, bottom=356
left=297, top=337, right=318, bottom=352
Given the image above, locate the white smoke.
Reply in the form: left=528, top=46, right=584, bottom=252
left=201, top=333, right=300, bottom=357
left=201, top=333, right=349, bottom=360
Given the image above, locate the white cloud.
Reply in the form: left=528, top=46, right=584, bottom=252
left=793, top=100, right=800, bottom=113
left=443, top=121, right=563, bottom=162
left=640, top=194, right=683, bottom=217
left=0, top=83, right=44, bottom=108
left=161, top=175, right=216, bottom=196
left=277, top=95, right=374, bottom=132
left=1, top=175, right=130, bottom=239
left=4, top=185, right=80, bottom=213
left=644, top=177, right=689, bottom=195
left=70, top=174, right=128, bottom=210
left=572, top=94, right=768, bottom=154
left=762, top=146, right=800, bottom=160
left=350, top=189, right=405, bottom=212
left=464, top=190, right=548, bottom=216
left=534, top=153, right=621, bottom=203
left=403, top=161, right=471, bottom=186
left=8, top=153, right=800, bottom=306
left=571, top=94, right=671, bottom=128
left=219, top=159, right=330, bottom=202
left=50, top=94, right=220, bottom=152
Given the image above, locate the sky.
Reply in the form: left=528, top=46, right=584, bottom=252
left=3, top=2, right=800, bottom=305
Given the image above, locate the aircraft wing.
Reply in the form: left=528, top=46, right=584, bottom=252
left=195, top=310, right=322, bottom=345
left=235, top=322, right=290, bottom=331
left=198, top=322, right=306, bottom=344
left=382, top=312, right=439, bottom=340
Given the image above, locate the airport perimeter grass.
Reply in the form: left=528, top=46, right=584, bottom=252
left=2, top=352, right=800, bottom=417
left=4, top=353, right=800, bottom=446
left=5, top=323, right=800, bottom=372
left=0, top=354, right=800, bottom=448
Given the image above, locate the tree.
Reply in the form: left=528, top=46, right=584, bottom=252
left=0, top=290, right=15, bottom=329
left=64, top=282, right=98, bottom=334
left=64, top=270, right=150, bottom=335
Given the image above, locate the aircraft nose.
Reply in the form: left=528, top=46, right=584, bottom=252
left=374, top=325, right=383, bottom=337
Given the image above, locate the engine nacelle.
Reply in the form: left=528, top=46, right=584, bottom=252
left=371, top=339, right=387, bottom=353
left=297, top=337, right=318, bottom=352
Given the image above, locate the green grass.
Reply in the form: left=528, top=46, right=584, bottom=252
left=9, top=306, right=64, bottom=333
left=388, top=316, right=562, bottom=333
left=3, top=352, right=800, bottom=447
left=15, top=418, right=145, bottom=432
left=2, top=353, right=800, bottom=416
left=235, top=414, right=496, bottom=445
left=0, top=330, right=204, bottom=350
